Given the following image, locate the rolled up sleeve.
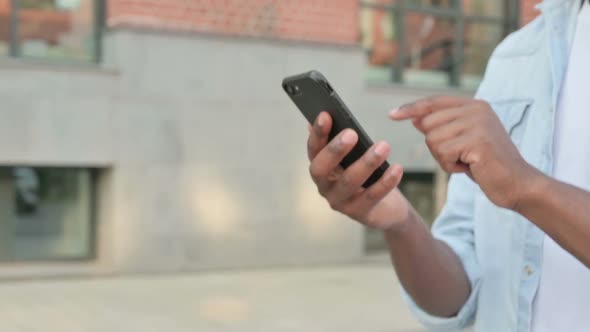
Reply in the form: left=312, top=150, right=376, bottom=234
left=402, top=173, right=481, bottom=331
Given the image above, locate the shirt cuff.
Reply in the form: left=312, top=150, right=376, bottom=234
left=402, top=280, right=480, bottom=332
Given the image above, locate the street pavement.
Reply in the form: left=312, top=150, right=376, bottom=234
left=0, top=259, right=425, bottom=332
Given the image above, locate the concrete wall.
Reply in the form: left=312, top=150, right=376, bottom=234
left=0, top=30, right=470, bottom=275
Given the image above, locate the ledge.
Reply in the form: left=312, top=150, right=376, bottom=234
left=365, top=80, right=476, bottom=96
left=107, top=25, right=364, bottom=52
left=0, top=57, right=120, bottom=76
left=0, top=262, right=115, bottom=282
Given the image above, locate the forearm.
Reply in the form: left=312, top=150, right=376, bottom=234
left=516, top=170, right=590, bottom=268
left=385, top=197, right=471, bottom=318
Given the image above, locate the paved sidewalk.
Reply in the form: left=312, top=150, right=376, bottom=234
left=0, top=262, right=425, bottom=332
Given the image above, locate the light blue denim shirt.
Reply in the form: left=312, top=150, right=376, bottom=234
left=402, top=0, right=584, bottom=331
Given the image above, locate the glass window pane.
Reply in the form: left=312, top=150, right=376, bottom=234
left=18, top=0, right=95, bottom=61
left=0, top=0, right=10, bottom=55
left=463, top=0, right=511, bottom=17
left=0, top=167, right=94, bottom=261
left=402, top=13, right=457, bottom=88
left=361, top=4, right=396, bottom=82
left=462, top=22, right=505, bottom=89
left=415, top=0, right=454, bottom=9
left=361, top=0, right=517, bottom=88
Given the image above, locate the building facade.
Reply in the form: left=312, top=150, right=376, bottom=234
left=0, top=0, right=538, bottom=278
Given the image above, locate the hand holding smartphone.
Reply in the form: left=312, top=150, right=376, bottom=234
left=282, top=70, right=389, bottom=188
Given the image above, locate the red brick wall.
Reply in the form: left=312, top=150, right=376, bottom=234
left=107, top=0, right=360, bottom=45
left=107, top=0, right=541, bottom=44
left=521, top=0, right=541, bottom=25
left=0, top=0, right=8, bottom=13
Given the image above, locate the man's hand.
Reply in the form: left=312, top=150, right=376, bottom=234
left=390, top=96, right=537, bottom=210
left=307, top=112, right=409, bottom=231
left=307, top=111, right=473, bottom=319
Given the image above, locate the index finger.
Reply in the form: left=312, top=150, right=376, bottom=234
left=389, top=96, right=470, bottom=121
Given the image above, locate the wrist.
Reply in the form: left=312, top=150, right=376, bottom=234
left=383, top=200, right=418, bottom=239
left=513, top=166, right=549, bottom=215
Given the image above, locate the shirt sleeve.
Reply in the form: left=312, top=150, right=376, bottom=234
left=402, top=173, right=481, bottom=332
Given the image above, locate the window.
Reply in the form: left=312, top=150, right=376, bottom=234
left=361, top=0, right=520, bottom=89
left=0, top=0, right=104, bottom=63
left=0, top=167, right=95, bottom=261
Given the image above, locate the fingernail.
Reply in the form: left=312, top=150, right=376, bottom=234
left=341, top=130, right=356, bottom=145
left=385, top=166, right=401, bottom=182
left=317, top=116, right=325, bottom=128
left=394, top=165, right=403, bottom=178
left=389, top=108, right=402, bottom=118
left=384, top=168, right=396, bottom=181
left=374, top=142, right=388, bottom=157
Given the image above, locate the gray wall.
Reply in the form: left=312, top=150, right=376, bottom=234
left=0, top=30, right=470, bottom=275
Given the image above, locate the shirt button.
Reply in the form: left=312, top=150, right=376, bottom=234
left=524, top=265, right=534, bottom=276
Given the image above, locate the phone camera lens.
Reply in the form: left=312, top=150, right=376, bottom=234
left=284, top=84, right=300, bottom=96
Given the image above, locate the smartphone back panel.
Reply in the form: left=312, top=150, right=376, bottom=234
left=282, top=70, right=389, bottom=188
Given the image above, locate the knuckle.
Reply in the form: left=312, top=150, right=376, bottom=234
left=475, top=101, right=492, bottom=115
left=434, top=151, right=444, bottom=163
left=327, top=140, right=343, bottom=154
left=441, top=162, right=454, bottom=173
left=328, top=199, right=344, bottom=212
left=317, top=184, right=328, bottom=197
left=426, top=142, right=436, bottom=156
left=314, top=123, right=325, bottom=137
left=364, top=209, right=385, bottom=226
left=328, top=201, right=338, bottom=211
left=365, top=189, right=380, bottom=202
left=413, top=117, right=425, bottom=128
left=400, top=101, right=415, bottom=111
left=307, top=132, right=315, bottom=146
left=378, top=177, right=393, bottom=192
left=474, top=132, right=487, bottom=143
left=472, top=108, right=484, bottom=119
left=475, top=99, right=490, bottom=109
left=308, top=163, right=317, bottom=177
left=425, top=134, right=439, bottom=149
left=425, top=95, right=441, bottom=104
left=340, top=205, right=354, bottom=217
left=420, top=118, right=431, bottom=131
left=306, top=138, right=315, bottom=155
left=443, top=154, right=456, bottom=166
left=465, top=117, right=478, bottom=129
left=430, top=145, right=443, bottom=160
left=437, top=145, right=451, bottom=160
left=425, top=133, right=436, bottom=145
left=364, top=154, right=381, bottom=169
left=309, top=163, right=322, bottom=180
left=339, top=173, right=353, bottom=187
left=415, top=99, right=430, bottom=110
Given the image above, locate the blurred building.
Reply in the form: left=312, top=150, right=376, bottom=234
left=0, top=0, right=538, bottom=278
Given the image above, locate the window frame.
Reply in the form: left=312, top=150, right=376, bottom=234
left=7, top=0, right=105, bottom=63
left=0, top=166, right=99, bottom=262
left=360, top=0, right=521, bottom=87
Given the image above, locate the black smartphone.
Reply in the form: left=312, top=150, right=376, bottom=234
left=282, top=70, right=389, bottom=188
